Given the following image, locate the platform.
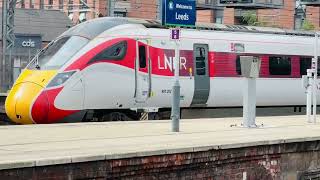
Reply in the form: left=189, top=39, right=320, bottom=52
left=0, top=115, right=319, bottom=171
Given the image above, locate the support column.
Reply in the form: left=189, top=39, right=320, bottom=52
left=243, top=77, right=256, bottom=127
left=171, top=41, right=180, bottom=132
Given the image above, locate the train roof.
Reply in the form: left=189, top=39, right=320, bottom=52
left=61, top=17, right=317, bottom=40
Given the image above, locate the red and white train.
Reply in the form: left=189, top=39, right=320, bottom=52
left=4, top=17, right=319, bottom=124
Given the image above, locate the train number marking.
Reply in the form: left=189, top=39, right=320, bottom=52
left=161, top=89, right=172, bottom=94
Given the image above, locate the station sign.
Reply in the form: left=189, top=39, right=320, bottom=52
left=14, top=34, right=42, bottom=49
left=162, top=0, right=196, bottom=27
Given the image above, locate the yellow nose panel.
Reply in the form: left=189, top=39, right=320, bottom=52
left=15, top=69, right=57, bottom=87
left=5, top=69, right=57, bottom=124
left=6, top=83, right=43, bottom=124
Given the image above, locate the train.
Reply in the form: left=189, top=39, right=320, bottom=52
left=4, top=17, right=320, bottom=124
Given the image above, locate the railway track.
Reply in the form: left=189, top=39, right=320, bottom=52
left=0, top=113, right=14, bottom=125
left=0, top=95, right=13, bottom=125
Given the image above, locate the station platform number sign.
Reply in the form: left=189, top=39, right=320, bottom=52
left=162, top=0, right=196, bottom=27
left=171, top=28, right=181, bottom=40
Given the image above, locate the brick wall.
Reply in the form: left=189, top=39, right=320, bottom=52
left=2, top=141, right=320, bottom=179
left=128, top=0, right=158, bottom=20
left=306, top=6, right=320, bottom=30
left=223, top=8, right=235, bottom=25
left=197, top=10, right=214, bottom=23
left=257, top=0, right=295, bottom=29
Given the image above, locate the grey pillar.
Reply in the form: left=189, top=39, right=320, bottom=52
left=108, top=0, right=115, bottom=17
left=157, top=0, right=162, bottom=21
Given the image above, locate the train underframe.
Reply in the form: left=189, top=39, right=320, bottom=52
left=81, top=105, right=308, bottom=123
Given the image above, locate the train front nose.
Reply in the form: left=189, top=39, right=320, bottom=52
left=5, top=82, right=48, bottom=124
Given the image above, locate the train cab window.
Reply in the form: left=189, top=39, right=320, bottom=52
left=28, top=36, right=89, bottom=70
left=90, top=41, right=127, bottom=63
left=300, top=57, right=320, bottom=76
left=195, top=47, right=206, bottom=75
left=139, top=45, right=147, bottom=68
left=269, top=56, right=291, bottom=75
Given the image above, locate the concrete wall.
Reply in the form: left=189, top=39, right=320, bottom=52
left=1, top=141, right=320, bottom=179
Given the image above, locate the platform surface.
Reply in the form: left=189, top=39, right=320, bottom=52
left=0, top=115, right=320, bottom=169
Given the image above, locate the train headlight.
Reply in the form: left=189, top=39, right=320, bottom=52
left=47, top=71, right=76, bottom=88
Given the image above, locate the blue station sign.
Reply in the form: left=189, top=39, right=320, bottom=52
left=162, top=0, right=196, bottom=27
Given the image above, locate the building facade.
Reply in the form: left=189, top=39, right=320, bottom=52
left=0, top=0, right=318, bottom=30
left=0, top=9, right=72, bottom=88
left=1, top=0, right=320, bottom=29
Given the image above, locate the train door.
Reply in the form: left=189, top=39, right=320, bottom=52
left=134, top=40, right=152, bottom=103
left=191, top=44, right=210, bottom=106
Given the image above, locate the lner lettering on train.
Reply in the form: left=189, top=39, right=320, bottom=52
left=158, top=55, right=187, bottom=72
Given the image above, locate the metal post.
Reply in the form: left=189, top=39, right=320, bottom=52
left=1, top=0, right=7, bottom=93
left=171, top=41, right=180, bottom=132
left=243, top=77, right=256, bottom=127
left=307, top=69, right=313, bottom=123
left=313, top=32, right=318, bottom=123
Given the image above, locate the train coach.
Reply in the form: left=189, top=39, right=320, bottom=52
left=4, top=17, right=320, bottom=124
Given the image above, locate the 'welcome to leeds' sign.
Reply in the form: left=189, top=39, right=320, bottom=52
left=162, top=0, right=196, bottom=27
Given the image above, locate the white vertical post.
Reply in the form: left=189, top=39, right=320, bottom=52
left=171, top=41, right=180, bottom=132
left=307, top=69, right=313, bottom=123
left=240, top=56, right=260, bottom=128
left=313, top=32, right=318, bottom=123
left=243, top=78, right=256, bottom=127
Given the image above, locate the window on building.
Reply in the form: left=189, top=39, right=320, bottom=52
left=68, top=0, right=73, bottom=10
left=215, top=17, right=223, bottom=24
left=68, top=12, right=74, bottom=21
left=79, top=12, right=87, bottom=23
left=48, top=0, right=53, bottom=9
left=214, top=10, right=223, bottom=24
left=59, top=0, right=63, bottom=9
left=114, top=11, right=127, bottom=17
left=30, top=0, right=35, bottom=8
left=89, top=41, right=127, bottom=64
left=81, top=0, right=87, bottom=8
left=269, top=56, right=291, bottom=75
left=21, top=0, right=25, bottom=8
left=40, top=0, right=44, bottom=9
left=139, top=46, right=146, bottom=68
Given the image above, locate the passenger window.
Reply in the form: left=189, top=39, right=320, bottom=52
left=195, top=47, right=206, bottom=75
left=269, top=56, right=291, bottom=75
left=300, top=57, right=312, bottom=76
left=236, top=56, right=241, bottom=75
left=139, top=45, right=146, bottom=68
left=90, top=41, right=127, bottom=63
left=300, top=57, right=320, bottom=76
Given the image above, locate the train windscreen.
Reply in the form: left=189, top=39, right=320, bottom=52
left=27, top=36, right=89, bottom=70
